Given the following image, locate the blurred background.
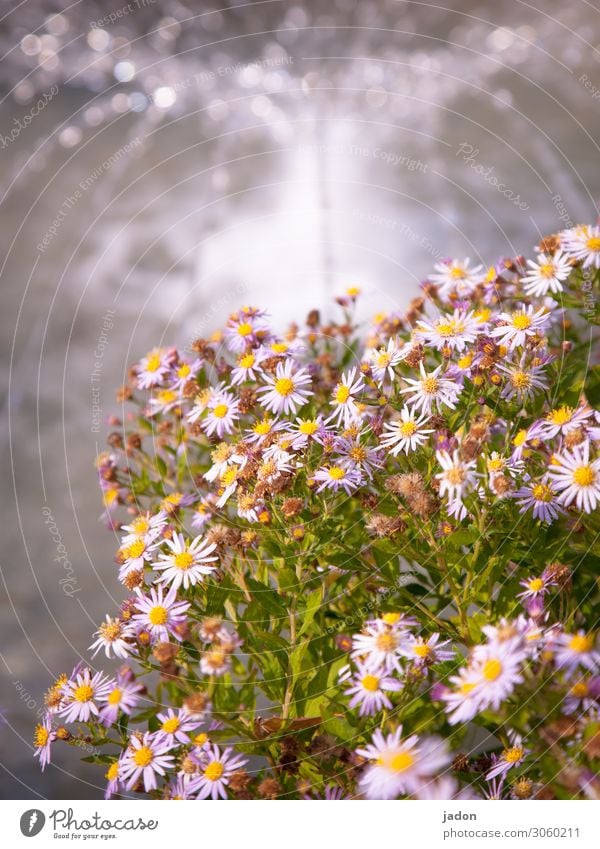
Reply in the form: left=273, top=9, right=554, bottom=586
left=0, top=0, right=599, bottom=798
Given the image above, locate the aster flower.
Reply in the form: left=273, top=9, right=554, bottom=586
left=415, top=309, right=481, bottom=352
left=136, top=347, right=174, bottom=389
left=498, top=357, right=549, bottom=402
left=132, top=585, right=190, bottom=643
left=169, top=357, right=202, bottom=392
left=517, top=573, right=556, bottom=601
left=351, top=617, right=412, bottom=673
left=245, top=416, right=287, bottom=445
left=442, top=667, right=482, bottom=725
left=120, top=511, right=167, bottom=546
left=194, top=743, right=248, bottom=800
left=313, top=464, right=362, bottom=494
left=153, top=532, right=218, bottom=591
left=89, top=615, right=135, bottom=659
left=118, top=535, right=161, bottom=582
left=224, top=309, right=268, bottom=352
left=147, top=388, right=180, bottom=417
left=521, top=250, right=572, bottom=297
left=59, top=667, right=113, bottom=723
left=345, top=661, right=402, bottom=716
left=357, top=727, right=451, bottom=799
left=289, top=415, right=329, bottom=449
left=486, top=735, right=528, bottom=780
left=562, top=677, right=600, bottom=715
left=399, top=363, right=462, bottom=414
left=120, top=731, right=175, bottom=792
left=327, top=367, right=365, bottom=427
left=380, top=406, right=434, bottom=455
left=435, top=450, right=477, bottom=502
left=258, top=358, right=313, bottom=415
left=336, top=435, right=383, bottom=480
left=490, top=305, right=551, bottom=351
left=104, top=761, right=121, bottom=799
left=547, top=442, right=600, bottom=512
left=156, top=708, right=203, bottom=745
left=429, top=257, right=484, bottom=299
left=538, top=404, right=593, bottom=440
left=366, top=337, right=408, bottom=385
left=98, top=670, right=144, bottom=727
left=513, top=479, right=563, bottom=523
left=401, top=633, right=455, bottom=669
left=230, top=349, right=266, bottom=384
left=33, top=715, right=56, bottom=771
left=561, top=223, right=600, bottom=268
left=554, top=631, right=600, bottom=676
left=468, top=643, right=525, bottom=712
left=204, top=391, right=240, bottom=438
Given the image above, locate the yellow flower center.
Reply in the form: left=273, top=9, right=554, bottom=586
left=145, top=353, right=161, bottom=372
left=346, top=286, right=361, bottom=296
left=275, top=377, right=294, bottom=396
left=503, top=746, right=524, bottom=763
left=548, top=406, right=573, bottom=425
left=105, top=762, right=119, bottom=781
left=449, top=267, right=466, bottom=280
left=569, top=634, right=593, bottom=653
left=446, top=467, right=465, bottom=485
left=174, top=551, right=193, bottom=570
left=399, top=420, right=417, bottom=437
left=538, top=263, right=555, bottom=278
left=376, top=633, right=397, bottom=652
left=350, top=445, right=367, bottom=462
left=528, top=578, right=544, bottom=592
left=157, top=390, right=176, bottom=404
left=586, top=236, right=600, bottom=251
left=194, top=732, right=209, bottom=746
left=133, top=746, right=154, bottom=767
left=212, top=403, right=228, bottom=419
left=239, top=353, right=255, bottom=368
left=34, top=725, right=49, bottom=747
left=573, top=466, right=595, bottom=487
left=457, top=353, right=473, bottom=369
left=512, top=430, right=527, bottom=447
left=482, top=659, right=503, bottom=681
left=126, top=538, right=146, bottom=559
left=361, top=674, right=380, bottom=692
left=421, top=376, right=438, bottom=394
left=376, top=352, right=391, bottom=367
left=100, top=621, right=122, bottom=642
left=387, top=751, right=415, bottom=772
left=204, top=761, right=224, bottom=781
left=271, top=342, right=288, bottom=353
left=236, top=322, right=252, bottom=336
left=460, top=682, right=476, bottom=695
left=107, top=688, right=122, bottom=706
left=74, top=684, right=94, bottom=703
left=532, top=483, right=553, bottom=502
left=381, top=612, right=401, bottom=625
left=413, top=643, right=432, bottom=658
left=148, top=606, right=168, bottom=626
left=571, top=681, right=589, bottom=697
left=254, top=420, right=272, bottom=435
left=131, top=517, right=149, bottom=535
left=299, top=419, right=318, bottom=435
left=328, top=466, right=346, bottom=480
left=161, top=717, right=181, bottom=734
left=335, top=384, right=351, bottom=404
left=512, top=314, right=532, bottom=330
left=177, top=363, right=191, bottom=378
left=436, top=322, right=455, bottom=337
left=221, top=467, right=238, bottom=487
left=512, top=371, right=531, bottom=389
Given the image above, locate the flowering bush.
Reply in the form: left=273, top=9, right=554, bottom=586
left=35, top=223, right=600, bottom=800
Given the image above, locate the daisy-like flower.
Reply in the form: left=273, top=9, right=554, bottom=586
left=230, top=349, right=265, bottom=385
left=59, top=667, right=113, bottom=723
left=153, top=532, right=218, bottom=591
left=562, top=223, right=600, bottom=268
left=380, top=407, right=434, bottom=455
left=351, top=616, right=412, bottom=673
left=435, top=450, right=477, bottom=502
left=521, top=250, right=572, bottom=297
left=224, top=309, right=268, bottom=352
left=120, top=731, right=175, bottom=792
left=245, top=415, right=287, bottom=445
left=498, top=357, right=549, bottom=402
left=258, top=358, right=313, bottom=415
left=539, top=404, right=593, bottom=440
left=313, top=464, right=362, bottom=494
left=400, top=633, right=455, bottom=669
left=289, top=416, right=329, bottom=449
left=33, top=715, right=56, bottom=771
left=147, top=388, right=180, bottom=417
left=399, top=363, right=462, bottom=414
left=469, top=643, right=525, bottom=712
left=554, top=631, right=600, bottom=676
left=517, top=573, right=556, bottom=601
left=104, top=761, right=122, bottom=800
left=136, top=347, right=173, bottom=389
left=204, top=391, right=240, bottom=438
left=156, top=708, right=203, bottom=745
left=490, top=305, right=551, bottom=351
left=89, top=615, right=135, bottom=659
left=429, top=258, right=484, bottom=299
left=366, top=337, right=407, bottom=384
left=98, top=670, right=144, bottom=727
left=194, top=743, right=248, bottom=800
left=169, top=357, right=202, bottom=392
left=120, top=511, right=167, bottom=546
left=132, top=585, right=190, bottom=643
left=345, top=661, right=402, bottom=716
left=548, top=442, right=600, bottom=512
left=562, top=677, right=600, bottom=715
left=442, top=668, right=482, bottom=725
left=117, top=535, right=161, bottom=582
left=337, top=435, right=383, bottom=480
left=486, top=735, right=528, bottom=780
left=415, top=309, right=481, bottom=353
left=357, top=727, right=451, bottom=799
left=327, top=367, right=365, bottom=427
left=200, top=645, right=233, bottom=677
left=513, top=479, right=563, bottom=523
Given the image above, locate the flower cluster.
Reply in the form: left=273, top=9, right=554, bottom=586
left=36, top=222, right=600, bottom=799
